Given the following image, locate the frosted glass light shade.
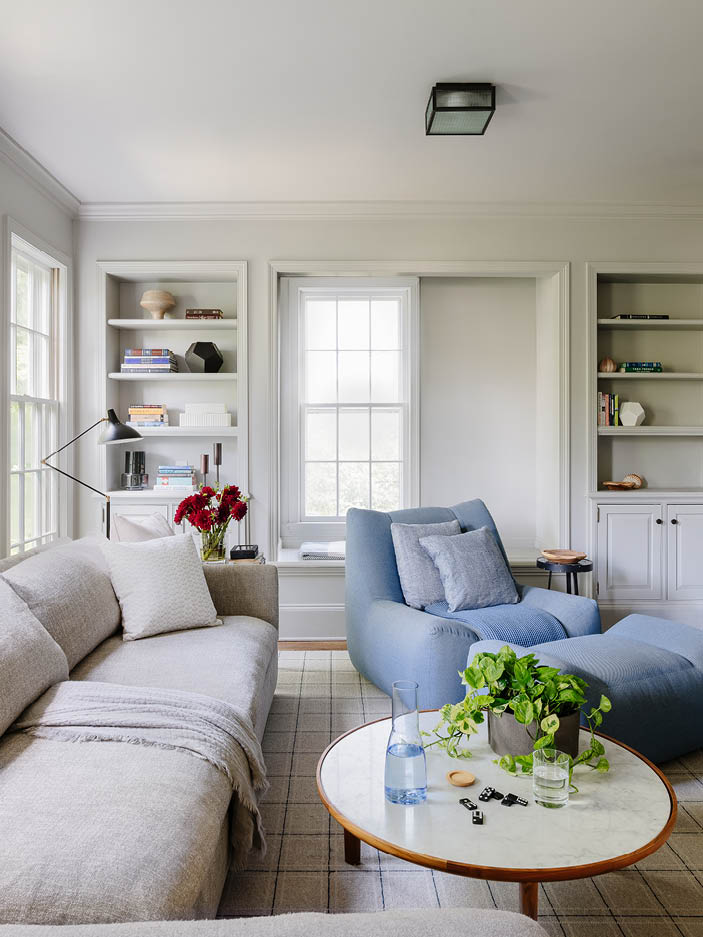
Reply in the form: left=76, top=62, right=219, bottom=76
left=425, top=83, right=496, bottom=135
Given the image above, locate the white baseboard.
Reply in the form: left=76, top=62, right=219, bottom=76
left=598, top=603, right=703, bottom=630
left=279, top=604, right=346, bottom=641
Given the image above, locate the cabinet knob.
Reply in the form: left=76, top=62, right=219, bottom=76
left=671, top=518, right=679, bottom=525
left=655, top=518, right=663, bottom=524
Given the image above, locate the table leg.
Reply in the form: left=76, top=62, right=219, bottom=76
left=547, top=570, right=552, bottom=590
left=520, top=881, right=539, bottom=919
left=573, top=573, right=579, bottom=596
left=565, top=572, right=572, bottom=595
left=344, top=828, right=361, bottom=865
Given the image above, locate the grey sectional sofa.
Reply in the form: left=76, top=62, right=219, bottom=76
left=0, top=538, right=279, bottom=925
left=0, top=909, right=548, bottom=936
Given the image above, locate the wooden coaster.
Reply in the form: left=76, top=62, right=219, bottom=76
left=447, top=769, right=476, bottom=787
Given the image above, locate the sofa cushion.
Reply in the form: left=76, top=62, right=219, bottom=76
left=0, top=731, right=232, bottom=924
left=420, top=526, right=518, bottom=611
left=390, top=519, right=461, bottom=609
left=71, top=615, right=278, bottom=740
left=0, top=579, right=68, bottom=735
left=0, top=908, right=551, bottom=936
left=100, top=535, right=219, bottom=641
left=111, top=512, right=174, bottom=542
left=1, top=538, right=120, bottom=669
left=427, top=600, right=566, bottom=645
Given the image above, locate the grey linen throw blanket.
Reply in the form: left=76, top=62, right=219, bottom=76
left=12, top=680, right=268, bottom=869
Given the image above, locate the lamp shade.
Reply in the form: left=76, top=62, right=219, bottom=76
left=99, top=409, right=142, bottom=445
left=425, top=83, right=495, bottom=135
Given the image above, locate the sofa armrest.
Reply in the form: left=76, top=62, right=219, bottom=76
left=519, top=585, right=601, bottom=637
left=203, top=564, right=279, bottom=630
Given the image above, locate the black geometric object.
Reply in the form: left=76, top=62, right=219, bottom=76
left=459, top=798, right=478, bottom=812
left=471, top=809, right=484, bottom=825
left=185, top=341, right=224, bottom=373
left=425, top=83, right=495, bottom=136
left=478, top=787, right=495, bottom=802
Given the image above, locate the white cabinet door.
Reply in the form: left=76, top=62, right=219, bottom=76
left=596, top=504, right=664, bottom=601
left=667, top=503, right=703, bottom=601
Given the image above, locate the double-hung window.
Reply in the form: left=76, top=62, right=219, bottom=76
left=279, top=277, right=419, bottom=547
left=7, top=234, right=68, bottom=554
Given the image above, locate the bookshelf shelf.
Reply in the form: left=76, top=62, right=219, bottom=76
left=108, top=372, right=237, bottom=382
left=597, top=371, right=703, bottom=380
left=597, top=318, right=703, bottom=331
left=132, top=426, right=239, bottom=437
left=598, top=426, right=703, bottom=436
left=107, top=318, right=236, bottom=330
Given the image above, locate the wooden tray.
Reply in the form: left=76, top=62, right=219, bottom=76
left=541, top=549, right=587, bottom=563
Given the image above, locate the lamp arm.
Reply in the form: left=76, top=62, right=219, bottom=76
left=42, top=417, right=109, bottom=498
left=42, top=417, right=107, bottom=463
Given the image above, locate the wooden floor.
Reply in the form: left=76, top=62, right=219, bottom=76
left=278, top=640, right=347, bottom=650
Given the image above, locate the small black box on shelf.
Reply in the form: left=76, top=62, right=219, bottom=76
left=230, top=544, right=259, bottom=561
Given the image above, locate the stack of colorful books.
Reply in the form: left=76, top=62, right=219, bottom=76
left=598, top=392, right=620, bottom=426
left=127, top=404, right=168, bottom=428
left=618, top=361, right=663, bottom=372
left=121, top=348, right=178, bottom=374
left=153, top=464, right=196, bottom=492
left=185, top=309, right=223, bottom=320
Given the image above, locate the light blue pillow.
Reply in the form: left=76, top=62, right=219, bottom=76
left=390, top=519, right=462, bottom=610
left=419, top=526, right=518, bottom=612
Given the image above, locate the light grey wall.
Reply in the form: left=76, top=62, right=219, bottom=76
left=420, top=277, right=537, bottom=553
left=74, top=214, right=703, bottom=563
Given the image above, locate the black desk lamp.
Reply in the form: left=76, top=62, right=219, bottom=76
left=42, top=409, right=142, bottom=539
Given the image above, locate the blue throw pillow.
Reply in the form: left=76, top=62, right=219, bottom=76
left=419, top=526, right=518, bottom=612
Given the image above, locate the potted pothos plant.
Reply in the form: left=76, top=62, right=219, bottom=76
left=424, top=646, right=612, bottom=789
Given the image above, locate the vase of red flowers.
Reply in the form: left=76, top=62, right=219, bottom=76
left=174, top=484, right=248, bottom=563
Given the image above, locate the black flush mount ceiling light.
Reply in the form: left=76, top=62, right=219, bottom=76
left=425, top=83, right=496, bottom=135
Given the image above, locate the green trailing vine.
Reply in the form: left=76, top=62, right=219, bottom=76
left=423, top=646, right=612, bottom=790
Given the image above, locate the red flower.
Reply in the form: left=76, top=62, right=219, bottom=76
left=219, top=485, right=242, bottom=507
left=216, top=501, right=230, bottom=525
left=201, top=486, right=216, bottom=500
left=230, top=500, right=247, bottom=521
left=191, top=508, right=213, bottom=532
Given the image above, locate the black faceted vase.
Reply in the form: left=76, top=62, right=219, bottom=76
left=185, top=341, right=224, bottom=373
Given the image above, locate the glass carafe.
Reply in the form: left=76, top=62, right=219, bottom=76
left=384, top=680, right=427, bottom=804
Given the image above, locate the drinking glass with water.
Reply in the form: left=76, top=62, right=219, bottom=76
left=533, top=748, right=570, bottom=808
left=384, top=680, right=427, bottom=805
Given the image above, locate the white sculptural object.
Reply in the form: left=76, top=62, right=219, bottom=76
left=619, top=402, right=646, bottom=427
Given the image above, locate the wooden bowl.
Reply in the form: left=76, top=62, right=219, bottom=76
left=602, top=481, right=637, bottom=491
left=541, top=549, right=587, bottom=563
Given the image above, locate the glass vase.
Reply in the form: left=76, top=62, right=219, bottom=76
left=200, top=530, right=227, bottom=563
left=384, top=680, right=427, bottom=805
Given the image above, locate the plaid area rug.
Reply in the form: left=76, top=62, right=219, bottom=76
left=219, top=650, right=703, bottom=935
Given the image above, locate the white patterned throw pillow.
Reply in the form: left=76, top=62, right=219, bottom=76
left=101, top=535, right=220, bottom=641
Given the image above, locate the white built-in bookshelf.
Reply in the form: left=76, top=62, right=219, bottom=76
left=592, top=272, right=703, bottom=490
left=587, top=265, right=703, bottom=627
left=96, top=261, right=248, bottom=531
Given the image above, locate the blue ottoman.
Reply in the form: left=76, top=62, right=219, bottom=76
left=469, top=614, right=703, bottom=763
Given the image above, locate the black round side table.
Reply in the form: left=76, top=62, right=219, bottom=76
left=536, top=557, right=593, bottom=595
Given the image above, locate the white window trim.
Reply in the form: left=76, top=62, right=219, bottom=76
left=2, top=218, right=73, bottom=556
left=279, top=276, right=419, bottom=548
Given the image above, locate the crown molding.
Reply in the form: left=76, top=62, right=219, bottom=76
left=0, top=128, right=79, bottom=217
left=77, top=199, right=703, bottom=222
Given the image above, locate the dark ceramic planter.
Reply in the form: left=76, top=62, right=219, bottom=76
left=487, top=709, right=581, bottom=759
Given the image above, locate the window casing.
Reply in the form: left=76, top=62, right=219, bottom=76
left=8, top=235, right=68, bottom=554
left=279, top=277, right=419, bottom=547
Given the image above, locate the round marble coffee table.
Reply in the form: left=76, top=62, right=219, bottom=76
left=316, top=711, right=676, bottom=919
